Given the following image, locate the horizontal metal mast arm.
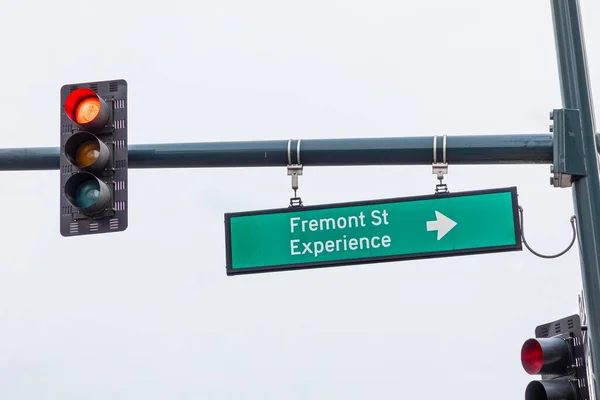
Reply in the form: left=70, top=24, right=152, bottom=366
left=0, top=133, right=579, bottom=171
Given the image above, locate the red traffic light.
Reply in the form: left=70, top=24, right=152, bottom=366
left=522, top=338, right=544, bottom=374
left=64, top=88, right=110, bottom=130
left=521, top=337, right=571, bottom=375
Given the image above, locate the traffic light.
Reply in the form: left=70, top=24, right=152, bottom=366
left=59, top=80, right=128, bottom=236
left=521, top=314, right=590, bottom=400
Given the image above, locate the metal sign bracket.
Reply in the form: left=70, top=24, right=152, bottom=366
left=287, top=139, right=303, bottom=207
left=432, top=135, right=449, bottom=194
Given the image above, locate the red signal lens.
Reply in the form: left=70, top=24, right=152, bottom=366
left=521, top=338, right=544, bottom=375
left=64, top=88, right=109, bottom=129
left=75, top=97, right=101, bottom=125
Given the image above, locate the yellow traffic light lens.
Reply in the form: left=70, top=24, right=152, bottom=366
left=64, top=132, right=110, bottom=171
left=75, top=97, right=101, bottom=125
left=75, top=140, right=100, bottom=168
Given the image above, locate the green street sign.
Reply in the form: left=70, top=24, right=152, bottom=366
left=224, top=187, right=522, bottom=275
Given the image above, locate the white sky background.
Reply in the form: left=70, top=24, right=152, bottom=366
left=1, top=0, right=599, bottom=398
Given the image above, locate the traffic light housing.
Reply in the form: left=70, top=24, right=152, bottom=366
left=521, top=314, right=590, bottom=400
left=60, top=80, right=128, bottom=236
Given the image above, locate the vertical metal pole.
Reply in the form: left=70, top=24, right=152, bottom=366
left=551, top=0, right=600, bottom=396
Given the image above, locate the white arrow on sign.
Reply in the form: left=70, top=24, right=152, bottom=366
left=426, top=211, right=458, bottom=240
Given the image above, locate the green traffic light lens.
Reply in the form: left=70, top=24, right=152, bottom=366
left=64, top=172, right=111, bottom=216
left=75, top=180, right=101, bottom=209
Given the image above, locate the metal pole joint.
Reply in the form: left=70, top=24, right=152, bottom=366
left=550, top=108, right=587, bottom=188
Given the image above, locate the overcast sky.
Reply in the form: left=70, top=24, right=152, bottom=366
left=1, top=0, right=599, bottom=398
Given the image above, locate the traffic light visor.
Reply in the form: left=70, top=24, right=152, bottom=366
left=64, top=88, right=110, bottom=129
left=65, top=172, right=111, bottom=215
left=521, top=338, right=571, bottom=375
left=64, top=132, right=110, bottom=171
left=525, top=380, right=576, bottom=400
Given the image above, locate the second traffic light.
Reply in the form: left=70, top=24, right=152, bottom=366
left=59, top=80, right=128, bottom=237
left=520, top=314, right=590, bottom=400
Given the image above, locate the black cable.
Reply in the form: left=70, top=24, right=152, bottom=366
left=518, top=205, right=577, bottom=259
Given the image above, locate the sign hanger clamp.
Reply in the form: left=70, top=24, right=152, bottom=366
left=432, top=135, right=449, bottom=194
left=287, top=139, right=303, bottom=207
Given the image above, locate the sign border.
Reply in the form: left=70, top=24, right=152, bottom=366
left=224, top=186, right=522, bottom=276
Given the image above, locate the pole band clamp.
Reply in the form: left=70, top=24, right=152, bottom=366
left=287, top=139, right=303, bottom=207
left=432, top=135, right=449, bottom=194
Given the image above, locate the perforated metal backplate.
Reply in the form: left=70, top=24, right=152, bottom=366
left=535, top=314, right=579, bottom=338
left=579, top=293, right=597, bottom=400
left=535, top=314, right=589, bottom=400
